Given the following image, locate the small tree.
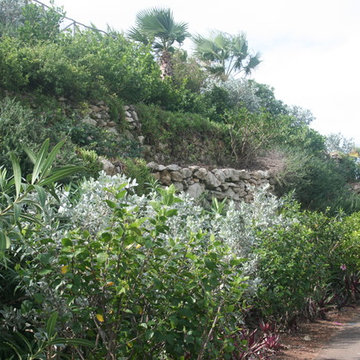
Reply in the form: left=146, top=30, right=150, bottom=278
left=0, top=0, right=64, bottom=42
left=128, top=8, right=189, bottom=79
left=193, top=31, right=261, bottom=81
left=0, top=0, right=26, bottom=36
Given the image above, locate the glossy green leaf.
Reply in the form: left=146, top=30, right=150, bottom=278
left=10, top=152, right=21, bottom=198
left=24, top=145, right=37, bottom=164
left=34, top=185, right=46, bottom=208
left=0, top=232, right=10, bottom=250
left=31, top=138, right=50, bottom=184
left=40, top=138, right=66, bottom=178
left=49, top=337, right=93, bottom=347
left=105, top=200, right=117, bottom=208
left=97, top=252, right=108, bottom=264
left=38, top=165, right=81, bottom=186
left=46, top=311, right=58, bottom=338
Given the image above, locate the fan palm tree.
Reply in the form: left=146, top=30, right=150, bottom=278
left=128, top=8, right=189, bottom=79
left=193, top=31, right=261, bottom=81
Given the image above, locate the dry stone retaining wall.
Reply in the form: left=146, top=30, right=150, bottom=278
left=81, top=103, right=142, bottom=140
left=85, top=103, right=276, bottom=203
left=147, top=162, right=274, bottom=203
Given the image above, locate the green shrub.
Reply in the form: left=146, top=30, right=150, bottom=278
left=338, top=213, right=360, bottom=270
left=0, top=0, right=26, bottom=37
left=0, top=97, right=49, bottom=170
left=19, top=42, right=94, bottom=100
left=18, top=3, right=64, bottom=44
left=61, top=31, right=162, bottom=102
left=0, top=96, right=115, bottom=180
left=276, top=150, right=360, bottom=213
left=75, top=147, right=102, bottom=179
left=200, top=84, right=233, bottom=122
left=70, top=120, right=141, bottom=159
left=107, top=96, right=125, bottom=124
left=120, top=157, right=153, bottom=195
left=0, top=37, right=28, bottom=91
left=137, top=103, right=236, bottom=166
left=0, top=1, right=64, bottom=42
left=12, top=184, right=247, bottom=359
left=0, top=29, right=166, bottom=103
left=255, top=209, right=348, bottom=324
left=172, top=50, right=208, bottom=93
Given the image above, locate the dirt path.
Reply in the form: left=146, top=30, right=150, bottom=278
left=316, top=312, right=360, bottom=359
left=274, top=305, right=360, bottom=359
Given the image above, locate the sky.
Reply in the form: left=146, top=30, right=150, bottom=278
left=40, top=0, right=360, bottom=145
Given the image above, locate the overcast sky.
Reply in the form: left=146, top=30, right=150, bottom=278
left=41, top=0, right=360, bottom=145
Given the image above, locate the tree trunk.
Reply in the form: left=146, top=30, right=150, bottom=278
left=159, top=50, right=173, bottom=79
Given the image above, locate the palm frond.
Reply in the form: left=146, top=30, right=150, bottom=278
left=129, top=7, right=189, bottom=51
left=128, top=26, right=151, bottom=45
left=193, top=30, right=260, bottom=79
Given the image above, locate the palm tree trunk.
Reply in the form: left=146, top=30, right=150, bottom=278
left=159, top=50, right=173, bottom=79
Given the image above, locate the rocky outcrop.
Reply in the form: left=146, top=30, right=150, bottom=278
left=147, top=162, right=274, bottom=203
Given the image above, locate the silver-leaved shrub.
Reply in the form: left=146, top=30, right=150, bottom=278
left=49, top=173, right=294, bottom=291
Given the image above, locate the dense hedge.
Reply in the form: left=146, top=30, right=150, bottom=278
left=1, top=169, right=360, bottom=358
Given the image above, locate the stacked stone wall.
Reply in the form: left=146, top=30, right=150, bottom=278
left=86, top=104, right=276, bottom=202
left=147, top=162, right=274, bottom=202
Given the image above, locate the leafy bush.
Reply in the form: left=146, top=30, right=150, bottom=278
left=8, top=181, right=248, bottom=359
left=0, top=0, right=64, bottom=42
left=0, top=0, right=26, bottom=37
left=0, top=28, right=165, bottom=103
left=71, top=121, right=141, bottom=161
left=0, top=37, right=28, bottom=91
left=223, top=108, right=295, bottom=167
left=198, top=83, right=233, bottom=122
left=199, top=79, right=262, bottom=122
left=0, top=97, right=100, bottom=178
left=330, top=212, right=360, bottom=304
left=325, top=133, right=355, bottom=154
left=18, top=2, right=64, bottom=44
left=0, top=97, right=49, bottom=169
left=276, top=149, right=360, bottom=213
left=2, top=164, right=360, bottom=357
left=120, top=157, right=154, bottom=195
left=251, top=81, right=287, bottom=115
left=172, top=50, right=207, bottom=93
left=54, top=173, right=290, bottom=297
left=256, top=221, right=327, bottom=323
left=137, top=103, right=238, bottom=166
left=75, top=147, right=102, bottom=179
left=21, top=42, right=92, bottom=99
left=254, top=208, right=360, bottom=324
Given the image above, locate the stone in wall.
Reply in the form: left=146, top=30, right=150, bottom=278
left=100, top=158, right=117, bottom=175
left=79, top=103, right=142, bottom=139
left=124, top=105, right=141, bottom=131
